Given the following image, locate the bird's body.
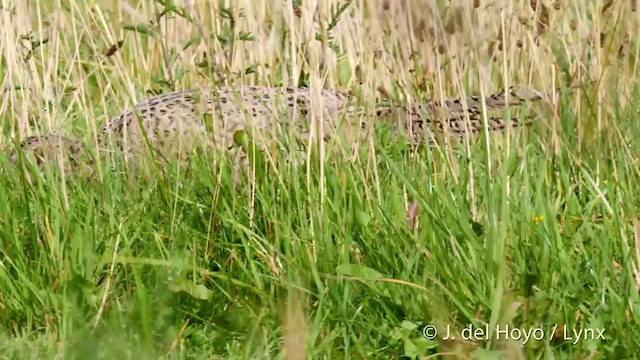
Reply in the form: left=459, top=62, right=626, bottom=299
left=6, top=84, right=545, bottom=178
left=99, top=86, right=353, bottom=165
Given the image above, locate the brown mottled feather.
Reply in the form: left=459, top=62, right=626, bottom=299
left=8, top=85, right=544, bottom=176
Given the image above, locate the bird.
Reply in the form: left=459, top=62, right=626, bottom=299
left=5, top=84, right=545, bottom=179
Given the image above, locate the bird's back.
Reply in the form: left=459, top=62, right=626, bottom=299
left=99, top=86, right=354, bottom=158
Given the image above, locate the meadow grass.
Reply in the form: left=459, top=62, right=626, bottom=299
left=1, top=0, right=640, bottom=358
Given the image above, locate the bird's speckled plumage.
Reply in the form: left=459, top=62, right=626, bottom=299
left=6, top=84, right=545, bottom=178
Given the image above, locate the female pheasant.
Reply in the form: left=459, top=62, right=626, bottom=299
left=7, top=84, right=545, bottom=178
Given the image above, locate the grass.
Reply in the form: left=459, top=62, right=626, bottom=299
left=1, top=0, right=640, bottom=358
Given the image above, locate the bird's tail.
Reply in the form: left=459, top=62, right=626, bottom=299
left=383, top=85, right=548, bottom=142
left=427, top=84, right=545, bottom=118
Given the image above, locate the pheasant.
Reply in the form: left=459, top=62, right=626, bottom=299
left=6, top=84, right=545, bottom=178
